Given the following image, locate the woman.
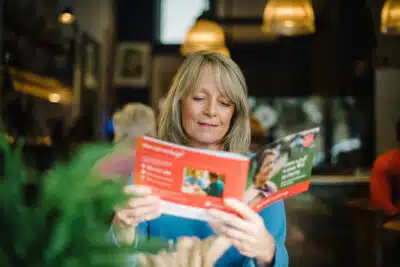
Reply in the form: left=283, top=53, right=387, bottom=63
left=182, top=169, right=207, bottom=195
left=110, top=51, right=288, bottom=266
left=244, top=149, right=279, bottom=206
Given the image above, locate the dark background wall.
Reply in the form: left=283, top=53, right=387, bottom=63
left=115, top=0, right=376, bottom=99
left=114, top=0, right=377, bottom=167
left=115, top=0, right=157, bottom=107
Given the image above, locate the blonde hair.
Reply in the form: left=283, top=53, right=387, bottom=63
left=158, top=51, right=250, bottom=154
left=112, top=103, right=156, bottom=147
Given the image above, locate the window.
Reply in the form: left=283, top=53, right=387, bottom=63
left=159, top=0, right=209, bottom=44
left=249, top=96, right=374, bottom=174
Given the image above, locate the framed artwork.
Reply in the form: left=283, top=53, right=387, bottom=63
left=78, top=34, right=101, bottom=140
left=114, top=42, right=151, bottom=87
left=81, top=34, right=100, bottom=91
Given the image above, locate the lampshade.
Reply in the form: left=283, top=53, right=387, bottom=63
left=262, top=0, right=315, bottom=36
left=381, top=0, right=400, bottom=35
left=180, top=19, right=230, bottom=57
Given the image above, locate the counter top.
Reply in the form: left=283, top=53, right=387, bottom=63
left=310, top=175, right=370, bottom=185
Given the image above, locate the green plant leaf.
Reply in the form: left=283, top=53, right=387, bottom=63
left=0, top=134, right=167, bottom=267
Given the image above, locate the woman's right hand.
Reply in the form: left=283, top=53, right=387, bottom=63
left=113, top=185, right=161, bottom=244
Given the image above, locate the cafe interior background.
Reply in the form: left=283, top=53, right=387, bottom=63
left=0, top=0, right=399, bottom=266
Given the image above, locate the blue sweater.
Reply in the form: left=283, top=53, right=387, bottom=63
left=111, top=176, right=288, bottom=267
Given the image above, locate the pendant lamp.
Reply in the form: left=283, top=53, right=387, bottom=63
left=262, top=0, right=315, bottom=36
left=381, top=0, right=400, bottom=35
left=180, top=19, right=230, bottom=57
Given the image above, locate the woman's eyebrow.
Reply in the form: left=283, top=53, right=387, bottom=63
left=192, top=88, right=209, bottom=94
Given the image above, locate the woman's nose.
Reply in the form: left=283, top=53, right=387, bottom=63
left=205, top=99, right=217, bottom=116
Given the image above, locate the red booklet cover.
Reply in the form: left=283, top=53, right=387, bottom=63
left=133, top=136, right=250, bottom=221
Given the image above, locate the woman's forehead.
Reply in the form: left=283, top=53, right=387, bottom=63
left=191, top=66, right=234, bottom=98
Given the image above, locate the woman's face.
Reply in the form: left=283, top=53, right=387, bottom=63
left=260, top=154, right=275, bottom=172
left=181, top=65, right=235, bottom=150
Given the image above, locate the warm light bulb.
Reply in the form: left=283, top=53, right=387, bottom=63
left=49, top=93, right=61, bottom=103
left=58, top=12, right=75, bottom=24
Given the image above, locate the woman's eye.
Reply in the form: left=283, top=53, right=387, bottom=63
left=193, top=97, right=204, bottom=101
left=220, top=101, right=231, bottom=107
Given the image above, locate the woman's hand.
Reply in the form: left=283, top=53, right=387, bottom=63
left=115, top=185, right=161, bottom=227
left=208, top=198, right=276, bottom=264
left=113, top=185, right=161, bottom=244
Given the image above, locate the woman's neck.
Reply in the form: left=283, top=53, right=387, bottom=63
left=188, top=140, right=223, bottom=151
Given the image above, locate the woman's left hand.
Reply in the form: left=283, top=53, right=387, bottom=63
left=208, top=198, right=276, bottom=264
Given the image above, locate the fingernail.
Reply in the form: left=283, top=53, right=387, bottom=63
left=149, top=195, right=159, bottom=201
left=224, top=198, right=235, bottom=205
left=137, top=186, right=152, bottom=194
left=144, top=186, right=152, bottom=193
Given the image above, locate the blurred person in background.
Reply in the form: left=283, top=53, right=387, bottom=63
left=112, top=103, right=156, bottom=144
left=370, top=119, right=400, bottom=267
left=95, top=103, right=156, bottom=181
left=370, top=117, right=400, bottom=217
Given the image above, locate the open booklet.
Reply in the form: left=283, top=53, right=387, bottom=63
left=133, top=127, right=319, bottom=221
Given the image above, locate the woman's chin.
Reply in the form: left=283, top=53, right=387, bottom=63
left=189, top=135, right=223, bottom=149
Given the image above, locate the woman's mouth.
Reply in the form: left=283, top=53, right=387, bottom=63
left=198, top=122, right=218, bottom=127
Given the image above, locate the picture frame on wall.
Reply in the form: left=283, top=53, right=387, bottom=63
left=78, top=33, right=101, bottom=140
left=114, top=42, right=151, bottom=87
left=82, top=34, right=100, bottom=91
